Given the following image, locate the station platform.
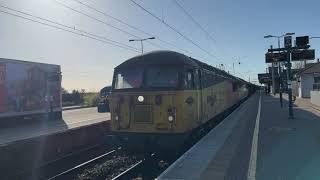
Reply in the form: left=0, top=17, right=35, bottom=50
left=0, top=107, right=109, bottom=145
left=157, top=91, right=320, bottom=180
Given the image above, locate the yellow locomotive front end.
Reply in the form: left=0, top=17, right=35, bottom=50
left=108, top=51, right=201, bottom=149
left=110, top=91, right=181, bottom=134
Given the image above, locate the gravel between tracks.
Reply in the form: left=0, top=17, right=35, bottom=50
left=76, top=155, right=139, bottom=180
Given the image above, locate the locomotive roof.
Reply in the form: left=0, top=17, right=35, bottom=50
left=116, top=50, right=242, bottom=82
left=190, top=58, right=235, bottom=80
left=115, top=50, right=199, bottom=68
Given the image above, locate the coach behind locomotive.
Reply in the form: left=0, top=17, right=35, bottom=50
left=106, top=50, right=249, bottom=149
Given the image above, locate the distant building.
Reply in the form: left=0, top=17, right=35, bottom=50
left=294, top=62, right=320, bottom=98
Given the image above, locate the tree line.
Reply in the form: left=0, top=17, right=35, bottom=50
left=62, top=88, right=98, bottom=107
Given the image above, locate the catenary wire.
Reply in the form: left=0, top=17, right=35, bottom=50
left=71, top=0, right=192, bottom=54
left=0, top=9, right=140, bottom=53
left=53, top=0, right=164, bottom=50
left=173, top=0, right=216, bottom=43
left=129, top=0, right=221, bottom=62
left=0, top=4, right=140, bottom=52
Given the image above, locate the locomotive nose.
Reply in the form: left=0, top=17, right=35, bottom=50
left=111, top=93, right=178, bottom=131
left=130, top=94, right=176, bottom=125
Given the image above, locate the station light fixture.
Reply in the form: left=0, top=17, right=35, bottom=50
left=285, top=32, right=295, bottom=36
left=264, top=35, right=274, bottom=38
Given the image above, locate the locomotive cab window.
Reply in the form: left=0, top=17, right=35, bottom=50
left=194, top=70, right=200, bottom=89
left=145, top=66, right=179, bottom=88
left=114, top=68, right=143, bottom=89
left=184, top=69, right=195, bottom=89
left=314, top=76, right=320, bottom=83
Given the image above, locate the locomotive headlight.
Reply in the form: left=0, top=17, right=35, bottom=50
left=168, top=115, right=174, bottom=122
left=138, top=96, right=144, bottom=102
left=115, top=115, right=119, bottom=121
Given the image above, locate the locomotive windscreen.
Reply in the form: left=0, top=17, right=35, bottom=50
left=145, top=67, right=178, bottom=88
left=114, top=66, right=179, bottom=89
left=114, top=68, right=143, bottom=89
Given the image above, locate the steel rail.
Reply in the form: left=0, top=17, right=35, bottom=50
left=48, top=148, right=120, bottom=180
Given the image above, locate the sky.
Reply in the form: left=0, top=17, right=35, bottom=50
left=0, top=0, right=320, bottom=92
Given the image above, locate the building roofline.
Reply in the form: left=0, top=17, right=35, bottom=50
left=296, top=62, right=320, bottom=75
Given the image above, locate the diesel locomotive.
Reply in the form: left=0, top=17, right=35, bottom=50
left=104, top=50, right=251, bottom=149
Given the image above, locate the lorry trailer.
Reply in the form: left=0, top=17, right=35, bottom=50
left=0, top=58, right=62, bottom=120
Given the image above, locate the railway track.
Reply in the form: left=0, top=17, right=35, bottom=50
left=71, top=151, right=166, bottom=180
left=111, top=159, right=145, bottom=180
left=47, top=149, right=170, bottom=180
left=48, top=148, right=120, bottom=179
left=7, top=142, right=170, bottom=180
left=5, top=143, right=119, bottom=180
left=40, top=146, right=149, bottom=180
left=111, top=153, right=161, bottom=180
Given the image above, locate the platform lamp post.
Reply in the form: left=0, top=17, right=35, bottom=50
left=129, top=37, right=155, bottom=54
left=264, top=33, right=295, bottom=108
left=286, top=33, right=295, bottom=119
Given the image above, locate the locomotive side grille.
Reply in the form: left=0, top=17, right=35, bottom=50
left=132, top=105, right=152, bottom=123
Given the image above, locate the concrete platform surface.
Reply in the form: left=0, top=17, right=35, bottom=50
left=257, top=93, right=320, bottom=180
left=0, top=107, right=110, bottom=145
left=157, top=91, right=320, bottom=180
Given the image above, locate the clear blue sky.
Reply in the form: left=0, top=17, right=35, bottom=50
left=0, top=0, right=319, bottom=91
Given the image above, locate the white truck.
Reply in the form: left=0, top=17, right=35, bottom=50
left=0, top=58, right=62, bottom=120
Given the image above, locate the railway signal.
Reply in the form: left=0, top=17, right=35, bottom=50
left=296, top=36, right=309, bottom=47
left=264, top=34, right=316, bottom=119
left=291, top=49, right=315, bottom=61
left=265, top=52, right=289, bottom=63
left=258, top=73, right=271, bottom=84
left=264, top=33, right=294, bottom=107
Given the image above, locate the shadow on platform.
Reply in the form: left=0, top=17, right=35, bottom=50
left=257, top=93, right=320, bottom=180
